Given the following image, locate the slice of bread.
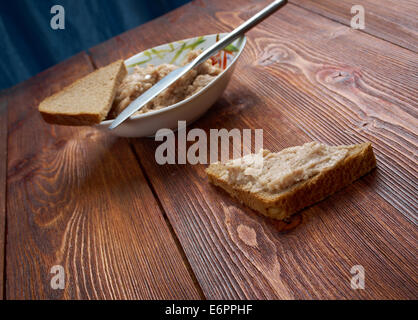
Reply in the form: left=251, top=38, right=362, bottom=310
left=206, top=142, right=376, bottom=220
left=39, top=60, right=127, bottom=126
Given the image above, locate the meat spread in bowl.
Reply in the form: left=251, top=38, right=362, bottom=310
left=108, top=50, right=222, bottom=119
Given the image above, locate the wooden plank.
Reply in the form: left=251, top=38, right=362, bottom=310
left=6, top=52, right=201, bottom=299
left=89, top=0, right=418, bottom=299
left=0, top=90, right=8, bottom=300
left=91, top=0, right=418, bottom=223
left=290, top=0, right=418, bottom=52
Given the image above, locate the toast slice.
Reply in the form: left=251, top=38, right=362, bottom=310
left=39, top=60, right=127, bottom=126
left=206, top=142, right=376, bottom=220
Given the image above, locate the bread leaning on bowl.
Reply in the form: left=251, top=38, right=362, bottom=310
left=38, top=60, right=127, bottom=126
left=206, top=142, right=376, bottom=220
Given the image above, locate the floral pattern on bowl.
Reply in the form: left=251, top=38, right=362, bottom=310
left=126, top=34, right=242, bottom=70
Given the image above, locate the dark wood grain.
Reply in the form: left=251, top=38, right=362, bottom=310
left=0, top=90, right=8, bottom=300
left=5, top=53, right=201, bottom=299
left=90, top=0, right=418, bottom=299
left=290, top=0, right=418, bottom=52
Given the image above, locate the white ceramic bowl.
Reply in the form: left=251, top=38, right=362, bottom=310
left=96, top=33, right=247, bottom=137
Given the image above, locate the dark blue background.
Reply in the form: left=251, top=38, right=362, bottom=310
left=0, top=0, right=190, bottom=89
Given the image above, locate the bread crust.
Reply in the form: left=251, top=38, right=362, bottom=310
left=39, top=112, right=103, bottom=126
left=206, top=143, right=376, bottom=220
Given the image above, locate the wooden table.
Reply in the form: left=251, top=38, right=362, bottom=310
left=1, top=0, right=417, bottom=299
